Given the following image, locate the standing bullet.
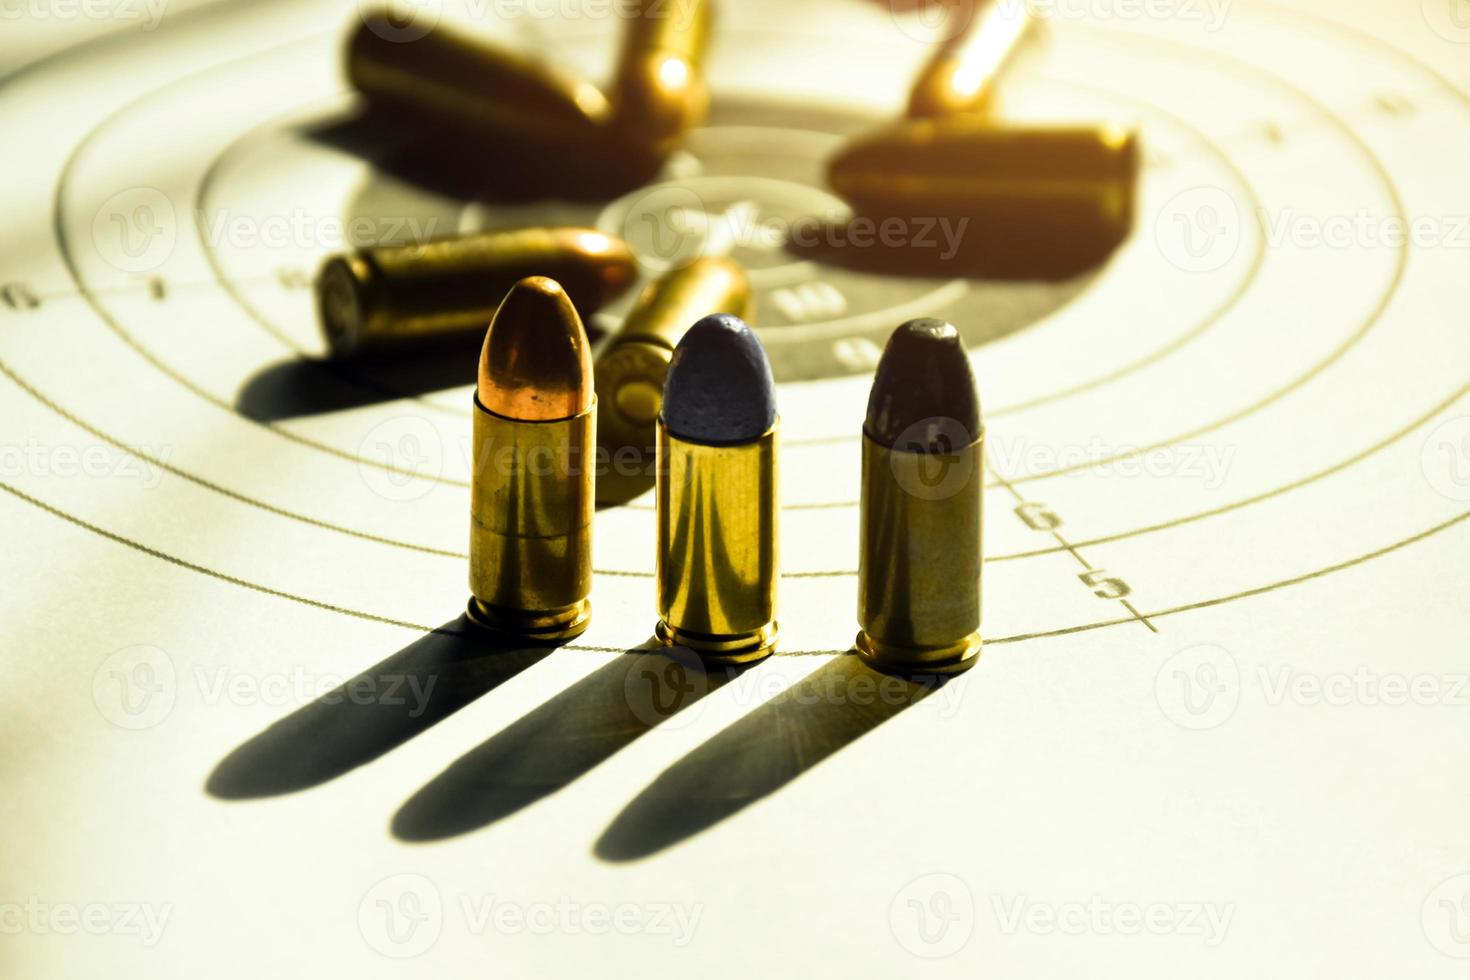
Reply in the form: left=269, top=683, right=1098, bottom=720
left=907, top=0, right=1036, bottom=119
left=656, top=314, right=779, bottom=664
left=857, top=319, right=983, bottom=675
left=594, top=257, right=751, bottom=504
left=318, top=228, right=637, bottom=357
left=610, top=0, right=714, bottom=156
left=469, top=277, right=595, bottom=642
left=348, top=11, right=611, bottom=150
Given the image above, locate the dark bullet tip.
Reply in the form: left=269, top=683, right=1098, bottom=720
left=661, top=314, right=776, bottom=445
left=865, top=318, right=981, bottom=451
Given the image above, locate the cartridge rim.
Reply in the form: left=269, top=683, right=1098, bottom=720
left=316, top=253, right=379, bottom=355
left=656, top=620, right=779, bottom=665
left=854, top=630, right=980, bottom=676
left=467, top=597, right=592, bottom=644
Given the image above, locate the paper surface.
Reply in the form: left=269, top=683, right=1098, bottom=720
left=3, top=0, right=1470, bottom=975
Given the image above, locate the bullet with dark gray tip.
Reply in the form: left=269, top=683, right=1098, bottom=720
left=656, top=314, right=779, bottom=664
left=857, top=319, right=983, bottom=675
left=593, top=256, right=751, bottom=505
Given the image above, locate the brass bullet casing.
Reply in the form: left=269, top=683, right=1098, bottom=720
left=610, top=0, right=714, bottom=156
left=907, top=0, right=1036, bottom=118
left=348, top=11, right=612, bottom=149
left=318, top=228, right=638, bottom=357
left=828, top=119, right=1140, bottom=239
left=656, top=424, right=779, bottom=663
left=655, top=314, right=779, bottom=664
left=593, top=257, right=751, bottom=504
left=856, top=319, right=983, bottom=675
left=468, top=277, right=595, bottom=643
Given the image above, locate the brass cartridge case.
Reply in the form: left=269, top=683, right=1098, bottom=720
left=655, top=421, right=779, bottom=664
left=593, top=257, right=751, bottom=503
left=610, top=0, right=714, bottom=154
left=908, top=0, right=1036, bottom=119
left=318, top=228, right=637, bottom=356
left=468, top=401, right=595, bottom=641
left=348, top=11, right=612, bottom=147
left=856, top=430, right=984, bottom=675
left=828, top=119, right=1139, bottom=237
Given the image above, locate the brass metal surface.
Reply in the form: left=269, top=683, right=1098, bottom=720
left=317, top=228, right=636, bottom=356
left=907, top=0, right=1036, bottom=118
left=856, top=431, right=983, bottom=674
left=828, top=119, right=1139, bottom=241
left=610, top=0, right=714, bottom=154
left=593, top=257, right=751, bottom=504
left=349, top=12, right=611, bottom=147
left=468, top=401, right=595, bottom=642
left=656, top=421, right=778, bottom=663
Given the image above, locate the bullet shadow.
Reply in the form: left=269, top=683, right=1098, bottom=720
left=392, top=646, right=741, bottom=842
left=784, top=212, right=1127, bottom=282
left=305, top=109, right=661, bottom=204
left=235, top=334, right=484, bottom=421
left=206, top=616, right=551, bottom=800
left=595, top=655, right=945, bottom=862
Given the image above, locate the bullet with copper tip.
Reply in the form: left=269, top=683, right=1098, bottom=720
left=468, top=277, right=596, bottom=642
left=656, top=314, right=779, bottom=664
left=593, top=256, right=751, bottom=504
left=857, top=319, right=983, bottom=675
left=610, top=0, right=714, bottom=156
left=317, top=228, right=637, bottom=357
left=907, top=0, right=1037, bottom=119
